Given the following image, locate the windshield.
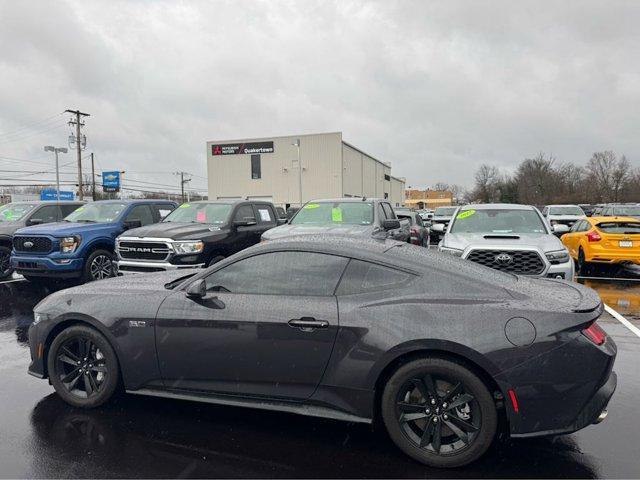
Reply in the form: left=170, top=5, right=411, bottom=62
left=451, top=208, right=547, bottom=234
left=0, top=203, right=36, bottom=222
left=434, top=207, right=457, bottom=216
left=64, top=203, right=127, bottom=223
left=291, top=201, right=373, bottom=225
left=597, top=221, right=640, bottom=234
left=613, top=206, right=640, bottom=216
left=163, top=203, right=232, bottom=224
left=549, top=206, right=584, bottom=215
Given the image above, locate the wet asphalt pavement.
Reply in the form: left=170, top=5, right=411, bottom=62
left=1, top=270, right=639, bottom=478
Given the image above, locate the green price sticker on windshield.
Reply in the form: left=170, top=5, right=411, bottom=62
left=457, top=209, right=476, bottom=219
left=304, top=203, right=320, bottom=209
left=332, top=208, right=343, bottom=222
left=179, top=203, right=190, bottom=209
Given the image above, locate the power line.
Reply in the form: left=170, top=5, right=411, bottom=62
left=0, top=112, right=63, bottom=138
left=0, top=123, right=67, bottom=146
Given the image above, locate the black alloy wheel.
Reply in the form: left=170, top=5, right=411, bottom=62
left=48, top=325, right=120, bottom=408
left=0, top=245, right=13, bottom=279
left=382, top=357, right=497, bottom=468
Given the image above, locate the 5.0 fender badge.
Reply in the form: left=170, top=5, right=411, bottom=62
left=129, top=320, right=147, bottom=328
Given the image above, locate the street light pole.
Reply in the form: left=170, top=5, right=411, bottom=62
left=44, top=146, right=68, bottom=201
left=293, top=139, right=302, bottom=206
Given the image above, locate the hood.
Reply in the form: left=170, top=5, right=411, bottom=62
left=14, top=221, right=115, bottom=236
left=122, top=222, right=228, bottom=240
left=0, top=221, right=23, bottom=237
left=64, top=269, right=199, bottom=296
left=443, top=232, right=565, bottom=253
left=262, top=223, right=374, bottom=240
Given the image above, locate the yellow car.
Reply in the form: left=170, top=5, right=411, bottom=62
left=561, top=216, right=640, bottom=274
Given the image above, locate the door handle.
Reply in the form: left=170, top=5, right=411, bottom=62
left=288, top=317, right=329, bottom=330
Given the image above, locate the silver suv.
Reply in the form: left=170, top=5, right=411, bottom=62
left=438, top=203, right=574, bottom=280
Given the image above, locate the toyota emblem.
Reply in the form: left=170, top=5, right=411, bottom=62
left=23, top=241, right=34, bottom=249
left=494, top=253, right=512, bottom=265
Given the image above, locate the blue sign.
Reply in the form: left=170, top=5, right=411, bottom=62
left=40, top=189, right=75, bottom=201
left=102, top=171, right=121, bottom=192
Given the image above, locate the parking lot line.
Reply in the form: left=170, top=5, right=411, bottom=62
left=604, top=304, right=640, bottom=339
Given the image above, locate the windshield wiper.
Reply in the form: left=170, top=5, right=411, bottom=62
left=76, top=219, right=97, bottom=223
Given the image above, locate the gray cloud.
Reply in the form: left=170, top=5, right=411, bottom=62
left=0, top=0, right=638, bottom=192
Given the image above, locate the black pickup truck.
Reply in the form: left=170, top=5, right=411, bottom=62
left=114, top=200, right=283, bottom=274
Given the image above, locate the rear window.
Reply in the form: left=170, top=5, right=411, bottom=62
left=549, top=206, right=584, bottom=215
left=596, top=222, right=640, bottom=234
left=336, top=260, right=413, bottom=295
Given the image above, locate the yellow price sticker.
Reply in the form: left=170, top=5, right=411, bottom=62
left=457, top=209, right=476, bottom=219
left=179, top=203, right=190, bottom=209
left=304, top=203, right=320, bottom=209
left=332, top=208, right=343, bottom=222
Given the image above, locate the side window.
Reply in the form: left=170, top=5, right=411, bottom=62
left=205, top=252, right=348, bottom=296
left=125, top=205, right=155, bottom=226
left=234, top=205, right=256, bottom=223
left=31, top=205, right=60, bottom=224
left=378, top=204, right=388, bottom=221
left=60, top=204, right=81, bottom=217
left=569, top=221, right=581, bottom=233
left=414, top=215, right=423, bottom=227
left=254, top=205, right=275, bottom=225
left=581, top=221, right=592, bottom=232
left=154, top=203, right=175, bottom=221
left=336, top=259, right=414, bottom=295
left=382, top=203, right=395, bottom=219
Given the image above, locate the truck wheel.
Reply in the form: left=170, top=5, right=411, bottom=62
left=83, top=250, right=115, bottom=282
left=0, top=245, right=14, bottom=280
left=207, top=255, right=225, bottom=267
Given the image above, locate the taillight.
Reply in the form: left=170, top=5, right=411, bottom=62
left=582, top=322, right=606, bottom=345
left=587, top=230, right=602, bottom=242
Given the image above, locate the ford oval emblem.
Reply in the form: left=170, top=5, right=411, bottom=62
left=23, top=241, right=34, bottom=248
left=495, top=253, right=512, bottom=265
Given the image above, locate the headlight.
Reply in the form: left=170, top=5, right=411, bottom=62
left=60, top=236, right=81, bottom=253
left=33, top=312, right=50, bottom=325
left=173, top=241, right=204, bottom=254
left=439, top=247, right=464, bottom=257
left=546, top=249, right=570, bottom=264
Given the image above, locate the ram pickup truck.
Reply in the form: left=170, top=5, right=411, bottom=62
left=11, top=199, right=176, bottom=283
left=0, top=201, right=83, bottom=279
left=115, top=200, right=283, bottom=274
left=261, top=197, right=409, bottom=242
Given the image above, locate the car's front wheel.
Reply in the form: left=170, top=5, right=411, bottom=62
left=48, top=325, right=120, bottom=408
left=83, top=249, right=115, bottom=282
left=381, top=357, right=497, bottom=468
left=0, top=245, right=14, bottom=279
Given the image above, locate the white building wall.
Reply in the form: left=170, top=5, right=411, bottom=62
left=390, top=176, right=406, bottom=207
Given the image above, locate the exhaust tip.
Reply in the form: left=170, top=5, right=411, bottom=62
left=594, top=409, right=608, bottom=424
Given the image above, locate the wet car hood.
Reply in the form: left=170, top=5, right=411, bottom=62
left=262, top=223, right=374, bottom=240
left=14, top=221, right=115, bottom=236
left=443, top=232, right=565, bottom=253
left=122, top=222, right=227, bottom=240
left=0, top=221, right=23, bottom=237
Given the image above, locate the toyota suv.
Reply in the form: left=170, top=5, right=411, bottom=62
left=11, top=199, right=176, bottom=283
left=115, top=200, right=282, bottom=274
left=438, top=203, right=574, bottom=279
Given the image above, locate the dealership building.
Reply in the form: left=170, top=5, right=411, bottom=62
left=206, top=132, right=406, bottom=208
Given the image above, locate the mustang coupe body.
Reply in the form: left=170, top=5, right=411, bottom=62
left=28, top=235, right=616, bottom=467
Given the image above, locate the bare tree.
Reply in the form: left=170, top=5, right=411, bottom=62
left=585, top=151, right=631, bottom=202
left=432, top=182, right=450, bottom=191
left=472, top=164, right=500, bottom=202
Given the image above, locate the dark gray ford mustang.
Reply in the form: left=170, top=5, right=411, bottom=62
left=28, top=235, right=617, bottom=468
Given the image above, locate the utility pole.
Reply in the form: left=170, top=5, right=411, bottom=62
left=292, top=139, right=302, bottom=205
left=175, top=172, right=191, bottom=203
left=91, top=153, right=96, bottom=201
left=65, top=109, right=90, bottom=200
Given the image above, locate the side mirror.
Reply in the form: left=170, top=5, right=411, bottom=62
left=124, top=219, right=142, bottom=230
left=431, top=223, right=445, bottom=233
left=382, top=219, right=401, bottom=230
left=27, top=218, right=44, bottom=226
left=234, top=218, right=257, bottom=227
left=186, top=279, right=207, bottom=299
left=277, top=218, right=287, bottom=226
left=553, top=224, right=570, bottom=234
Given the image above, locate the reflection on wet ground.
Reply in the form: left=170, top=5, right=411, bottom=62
left=0, top=271, right=639, bottom=478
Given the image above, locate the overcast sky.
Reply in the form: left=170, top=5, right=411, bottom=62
left=1, top=0, right=638, bottom=193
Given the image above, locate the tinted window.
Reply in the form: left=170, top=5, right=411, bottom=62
left=255, top=205, right=275, bottom=224
left=548, top=206, right=584, bottom=215
left=434, top=207, right=457, bottom=216
left=59, top=204, right=82, bottom=217
left=154, top=203, right=175, bottom=220
left=234, top=205, right=256, bottom=223
left=597, top=221, right=640, bottom=234
left=32, top=205, right=59, bottom=223
left=336, top=259, right=413, bottom=295
left=613, top=205, right=640, bottom=216
left=125, top=205, right=154, bottom=226
left=205, top=252, right=348, bottom=296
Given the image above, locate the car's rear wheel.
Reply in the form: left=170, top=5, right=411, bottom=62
left=0, top=245, right=14, bottom=279
left=577, top=248, right=592, bottom=276
left=83, top=249, right=114, bottom=282
left=48, top=325, right=120, bottom=408
left=381, top=357, right=497, bottom=468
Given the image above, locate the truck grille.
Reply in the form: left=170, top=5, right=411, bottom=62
left=118, top=241, right=171, bottom=261
left=13, top=236, right=52, bottom=253
left=466, top=249, right=545, bottom=275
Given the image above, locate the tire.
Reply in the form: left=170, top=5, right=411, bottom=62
left=381, top=357, right=497, bottom=468
left=0, top=245, right=13, bottom=280
left=577, top=248, right=592, bottom=276
left=83, top=249, right=115, bottom=283
left=207, top=255, right=225, bottom=267
left=47, top=325, right=120, bottom=409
